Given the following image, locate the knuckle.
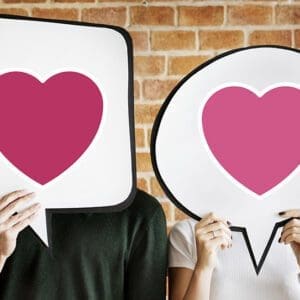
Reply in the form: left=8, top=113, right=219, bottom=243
left=211, top=213, right=217, bottom=219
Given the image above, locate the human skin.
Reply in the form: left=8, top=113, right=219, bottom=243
left=0, top=190, right=40, bottom=272
left=169, top=213, right=232, bottom=300
left=279, top=209, right=300, bottom=268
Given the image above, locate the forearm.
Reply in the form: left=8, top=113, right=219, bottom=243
left=0, top=255, right=7, bottom=273
left=183, top=266, right=213, bottom=300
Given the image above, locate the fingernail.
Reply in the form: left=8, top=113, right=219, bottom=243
left=278, top=211, right=286, bottom=216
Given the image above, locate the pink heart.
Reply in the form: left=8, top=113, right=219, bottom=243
left=202, top=86, right=300, bottom=195
left=0, top=71, right=103, bottom=185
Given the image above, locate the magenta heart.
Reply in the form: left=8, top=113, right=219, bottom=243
left=202, top=86, right=300, bottom=195
left=0, top=71, right=103, bottom=185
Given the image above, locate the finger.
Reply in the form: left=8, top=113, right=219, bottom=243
left=217, top=230, right=232, bottom=249
left=209, top=236, right=231, bottom=251
left=280, top=227, right=300, bottom=243
left=196, top=221, right=231, bottom=236
left=0, top=190, right=30, bottom=210
left=279, top=209, right=300, bottom=218
left=284, top=233, right=300, bottom=244
left=11, top=211, right=38, bottom=234
left=0, top=192, right=36, bottom=223
left=196, top=213, right=230, bottom=230
left=2, top=203, right=41, bottom=230
left=282, top=218, right=300, bottom=232
left=202, top=228, right=232, bottom=242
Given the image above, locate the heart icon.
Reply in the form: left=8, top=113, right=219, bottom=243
left=0, top=71, right=103, bottom=185
left=202, top=86, right=300, bottom=195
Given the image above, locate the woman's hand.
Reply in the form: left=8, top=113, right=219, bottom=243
left=279, top=209, right=300, bottom=267
left=0, top=190, right=40, bottom=272
left=195, top=212, right=232, bottom=271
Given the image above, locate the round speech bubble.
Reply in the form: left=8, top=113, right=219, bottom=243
left=151, top=46, right=300, bottom=274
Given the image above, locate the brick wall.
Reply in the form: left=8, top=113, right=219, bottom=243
left=1, top=0, right=299, bottom=231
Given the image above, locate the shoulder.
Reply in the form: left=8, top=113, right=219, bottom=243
left=168, top=219, right=198, bottom=269
left=126, top=189, right=165, bottom=224
left=169, top=218, right=197, bottom=245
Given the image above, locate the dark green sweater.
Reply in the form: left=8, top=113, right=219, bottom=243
left=0, top=190, right=167, bottom=300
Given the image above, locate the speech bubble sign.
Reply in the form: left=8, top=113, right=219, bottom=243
left=151, top=46, right=300, bottom=274
left=0, top=15, right=136, bottom=246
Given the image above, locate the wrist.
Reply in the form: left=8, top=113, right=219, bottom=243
left=195, top=260, right=215, bottom=274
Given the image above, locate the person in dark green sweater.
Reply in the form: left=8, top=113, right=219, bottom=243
left=0, top=189, right=168, bottom=300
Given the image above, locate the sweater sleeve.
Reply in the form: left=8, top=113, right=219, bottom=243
left=125, top=207, right=168, bottom=300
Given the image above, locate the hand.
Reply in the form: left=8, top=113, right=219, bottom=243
left=0, top=190, right=40, bottom=267
left=194, top=213, right=232, bottom=272
left=279, top=209, right=300, bottom=267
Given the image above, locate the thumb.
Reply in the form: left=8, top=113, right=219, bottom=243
left=278, top=209, right=300, bottom=218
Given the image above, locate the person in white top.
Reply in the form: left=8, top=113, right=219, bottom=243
left=168, top=210, right=300, bottom=300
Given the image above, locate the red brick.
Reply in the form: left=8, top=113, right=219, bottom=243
left=136, top=152, right=152, bottom=172
left=54, top=0, right=93, bottom=3
left=134, top=56, right=165, bottom=76
left=135, top=104, right=161, bottom=124
left=3, top=0, right=45, bottom=3
left=295, top=30, right=300, bottom=48
left=276, top=5, right=300, bottom=24
left=99, top=0, right=139, bottom=1
left=130, top=31, right=149, bottom=52
left=178, top=6, right=224, bottom=26
left=228, top=5, right=273, bottom=25
left=0, top=8, right=28, bottom=16
left=32, top=8, right=78, bottom=20
left=143, top=79, right=177, bottom=100
left=199, top=30, right=244, bottom=50
left=137, top=178, right=148, bottom=192
left=175, top=207, right=189, bottom=221
left=147, top=128, right=152, bottom=147
left=151, top=31, right=196, bottom=51
left=135, top=128, right=145, bottom=148
left=249, top=30, right=291, bottom=46
left=168, top=55, right=211, bottom=76
left=150, top=177, right=165, bottom=197
left=161, top=201, right=172, bottom=221
left=130, top=6, right=174, bottom=26
left=134, top=80, right=140, bottom=100
left=82, top=7, right=126, bottom=26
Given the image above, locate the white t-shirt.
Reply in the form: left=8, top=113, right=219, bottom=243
left=168, top=218, right=300, bottom=300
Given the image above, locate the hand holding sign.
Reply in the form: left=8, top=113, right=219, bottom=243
left=0, top=190, right=40, bottom=272
left=152, top=46, right=300, bottom=274
left=279, top=209, right=300, bottom=266
left=194, top=213, right=232, bottom=271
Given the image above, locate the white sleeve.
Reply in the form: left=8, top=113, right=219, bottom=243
left=168, top=220, right=197, bottom=270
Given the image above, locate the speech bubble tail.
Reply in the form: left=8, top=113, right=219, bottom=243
left=30, top=208, right=49, bottom=247
left=238, top=222, right=279, bottom=275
